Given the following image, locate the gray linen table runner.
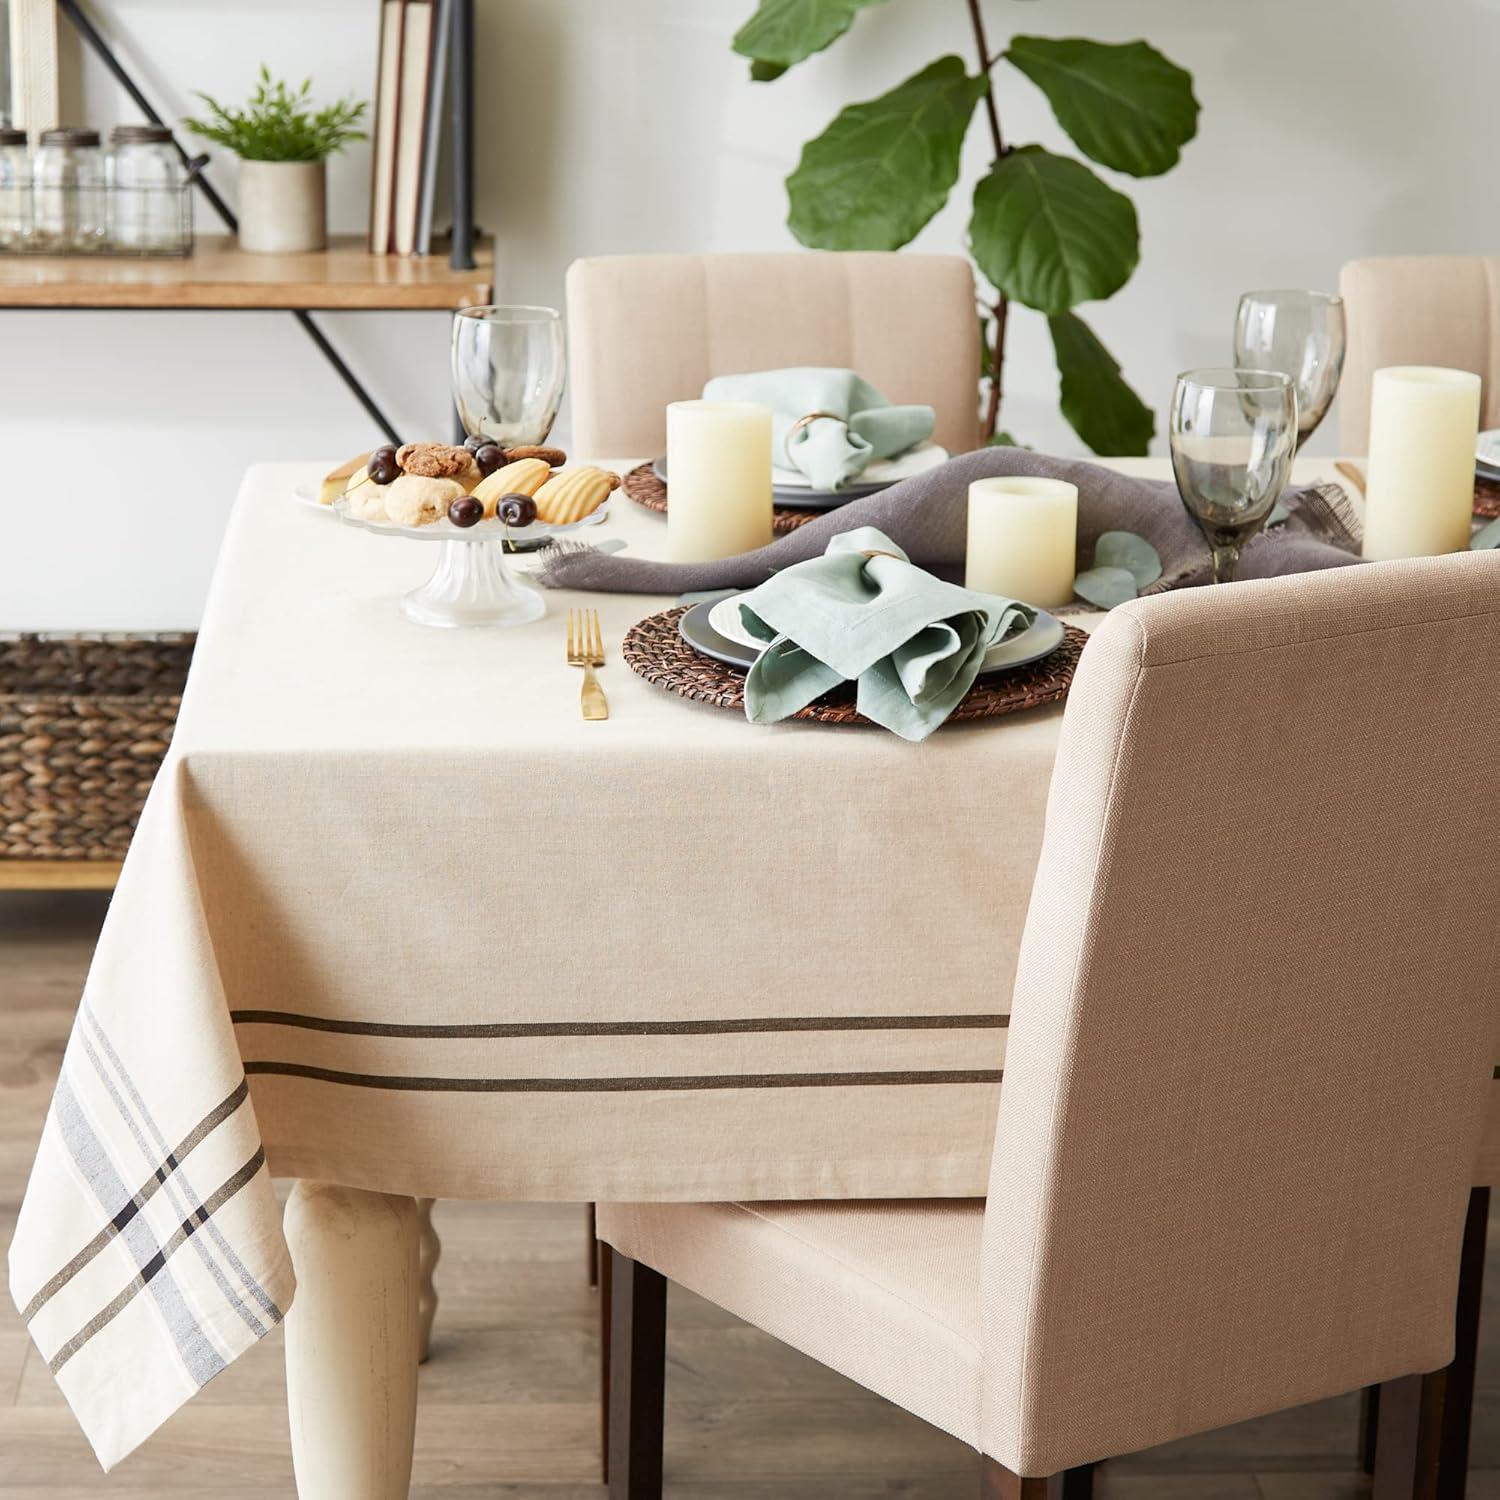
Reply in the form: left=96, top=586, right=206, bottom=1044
left=538, top=448, right=1363, bottom=596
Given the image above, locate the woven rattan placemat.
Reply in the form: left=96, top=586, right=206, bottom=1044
left=623, top=605, right=1086, bottom=727
left=622, top=462, right=821, bottom=534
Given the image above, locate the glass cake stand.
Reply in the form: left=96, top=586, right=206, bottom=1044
left=332, top=498, right=609, bottom=628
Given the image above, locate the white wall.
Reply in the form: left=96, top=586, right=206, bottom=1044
left=4, top=0, right=1500, bottom=629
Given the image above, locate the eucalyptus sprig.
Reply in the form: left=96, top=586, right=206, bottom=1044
left=185, top=66, right=368, bottom=163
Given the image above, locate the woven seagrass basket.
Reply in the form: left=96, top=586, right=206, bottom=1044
left=0, top=634, right=194, bottom=862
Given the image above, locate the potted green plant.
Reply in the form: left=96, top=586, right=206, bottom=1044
left=185, top=66, right=368, bottom=254
left=732, top=1, right=1200, bottom=455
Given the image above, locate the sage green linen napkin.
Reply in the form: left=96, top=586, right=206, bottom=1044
left=737, top=526, right=1036, bottom=742
left=701, top=368, right=935, bottom=491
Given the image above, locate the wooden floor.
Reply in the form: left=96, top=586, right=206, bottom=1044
left=1, top=892, right=1495, bottom=1498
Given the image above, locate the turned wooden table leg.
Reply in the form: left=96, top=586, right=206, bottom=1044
left=284, top=1182, right=420, bottom=1500
left=417, top=1197, right=440, bottom=1364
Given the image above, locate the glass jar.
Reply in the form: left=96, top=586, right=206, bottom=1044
left=0, top=128, right=29, bottom=250
left=109, top=123, right=188, bottom=255
left=33, top=127, right=107, bottom=252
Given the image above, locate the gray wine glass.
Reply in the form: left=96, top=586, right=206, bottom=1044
left=1234, top=290, right=1345, bottom=449
left=1170, top=368, right=1297, bottom=584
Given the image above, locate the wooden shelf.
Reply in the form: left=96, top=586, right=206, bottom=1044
left=0, top=234, right=494, bottom=311
left=0, top=859, right=122, bottom=891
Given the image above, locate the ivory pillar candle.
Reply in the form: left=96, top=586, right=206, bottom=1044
left=1363, top=366, right=1481, bottom=561
left=666, top=401, right=774, bottom=562
left=965, top=477, right=1079, bottom=607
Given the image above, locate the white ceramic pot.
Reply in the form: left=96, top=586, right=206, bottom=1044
left=237, top=159, right=326, bottom=254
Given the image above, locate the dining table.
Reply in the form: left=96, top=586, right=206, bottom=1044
left=9, top=454, right=1499, bottom=1494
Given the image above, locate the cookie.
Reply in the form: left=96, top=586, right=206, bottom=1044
left=532, top=466, right=619, bottom=525
left=396, top=442, right=477, bottom=482
left=345, top=479, right=391, bottom=522
left=383, top=474, right=466, bottom=527
left=502, top=444, right=567, bottom=468
left=320, top=452, right=370, bottom=505
left=471, top=458, right=552, bottom=516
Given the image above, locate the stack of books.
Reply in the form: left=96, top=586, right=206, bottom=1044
left=369, top=0, right=450, bottom=256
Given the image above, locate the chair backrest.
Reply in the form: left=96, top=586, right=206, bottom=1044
left=981, top=553, right=1500, bottom=1476
left=564, top=252, right=983, bottom=459
left=1340, top=254, right=1500, bottom=451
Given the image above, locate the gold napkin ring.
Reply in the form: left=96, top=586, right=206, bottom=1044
left=860, top=549, right=903, bottom=561
left=785, top=410, right=845, bottom=445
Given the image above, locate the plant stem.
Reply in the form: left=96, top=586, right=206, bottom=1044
left=965, top=0, right=1008, bottom=437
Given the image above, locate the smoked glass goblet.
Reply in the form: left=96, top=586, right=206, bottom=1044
left=451, top=304, right=566, bottom=446
left=1234, top=290, right=1345, bottom=449
left=1170, top=368, right=1297, bottom=584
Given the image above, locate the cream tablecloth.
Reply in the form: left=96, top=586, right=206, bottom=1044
left=10, top=457, right=1499, bottom=1467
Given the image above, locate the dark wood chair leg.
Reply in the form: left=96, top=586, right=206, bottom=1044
left=1051, top=1463, right=1095, bottom=1498
left=599, top=1240, right=612, bottom=1483
left=593, top=1206, right=606, bottom=1481
left=1361, top=1384, right=1382, bottom=1473
left=979, top=1456, right=1053, bottom=1498
left=607, top=1247, right=667, bottom=1500
left=1436, top=1186, right=1489, bottom=1500
left=1369, top=1185, right=1488, bottom=1500
left=1372, top=1368, right=1447, bottom=1500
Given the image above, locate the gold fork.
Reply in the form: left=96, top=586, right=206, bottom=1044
left=566, top=608, right=608, bottom=721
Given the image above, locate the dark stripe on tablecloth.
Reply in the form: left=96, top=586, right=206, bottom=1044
left=76, top=1023, right=269, bottom=1340
left=48, top=1147, right=269, bottom=1376
left=21, top=1080, right=250, bottom=1324
left=48, top=1076, right=228, bottom=1384
left=244, top=1062, right=1003, bottom=1091
left=230, top=1011, right=1007, bottom=1038
left=81, top=1006, right=282, bottom=1325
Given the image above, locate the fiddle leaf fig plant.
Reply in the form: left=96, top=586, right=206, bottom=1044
left=734, top=2, right=1200, bottom=455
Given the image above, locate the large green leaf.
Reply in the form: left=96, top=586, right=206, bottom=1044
left=1048, top=311, right=1154, bottom=455
left=734, top=0, right=889, bottom=71
left=969, top=146, right=1138, bottom=313
left=1004, top=36, right=1199, bottom=177
left=787, top=56, right=986, bottom=250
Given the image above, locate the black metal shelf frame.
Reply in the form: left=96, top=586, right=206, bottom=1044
left=53, top=0, right=479, bottom=445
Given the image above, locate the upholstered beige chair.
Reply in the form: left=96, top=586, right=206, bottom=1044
left=598, top=550, right=1500, bottom=1499
left=1340, top=255, right=1500, bottom=451
left=565, top=252, right=983, bottom=459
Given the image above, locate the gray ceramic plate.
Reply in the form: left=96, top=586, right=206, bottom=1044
left=678, top=596, right=1065, bottom=676
left=650, top=455, right=890, bottom=511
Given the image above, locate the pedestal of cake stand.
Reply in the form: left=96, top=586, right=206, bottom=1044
left=401, top=537, right=546, bottom=628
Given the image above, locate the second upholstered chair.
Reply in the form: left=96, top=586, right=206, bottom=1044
left=598, top=550, right=1500, bottom=1498
left=1340, top=254, right=1500, bottom=451
left=565, top=251, right=983, bottom=459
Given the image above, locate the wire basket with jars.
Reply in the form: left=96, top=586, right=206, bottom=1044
left=0, top=123, right=201, bottom=257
